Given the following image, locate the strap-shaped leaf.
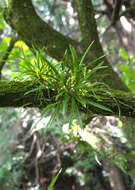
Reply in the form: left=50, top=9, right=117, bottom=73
left=24, top=85, right=45, bottom=95
left=48, top=169, right=62, bottom=190
left=79, top=41, right=94, bottom=66
left=86, top=54, right=106, bottom=69
left=84, top=62, right=107, bottom=80
left=45, top=108, right=58, bottom=129
left=55, top=90, right=65, bottom=101
left=41, top=103, right=57, bottom=114
left=75, top=96, right=86, bottom=108
left=87, top=100, right=112, bottom=112
left=45, top=59, right=60, bottom=78
left=69, top=97, right=75, bottom=127
left=69, top=44, right=78, bottom=68
left=62, top=95, right=70, bottom=116
left=74, top=102, right=83, bottom=128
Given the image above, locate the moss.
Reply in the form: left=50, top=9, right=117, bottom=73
left=0, top=80, right=55, bottom=108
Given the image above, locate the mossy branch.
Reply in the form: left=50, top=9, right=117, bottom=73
left=0, top=80, right=135, bottom=118
left=0, top=80, right=56, bottom=108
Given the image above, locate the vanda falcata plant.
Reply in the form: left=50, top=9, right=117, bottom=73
left=19, top=42, right=113, bottom=130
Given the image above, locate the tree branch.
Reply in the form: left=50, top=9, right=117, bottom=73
left=0, top=36, right=18, bottom=78
left=120, top=5, right=135, bottom=17
left=94, top=9, right=110, bottom=16
left=4, top=0, right=78, bottom=61
left=112, top=0, right=122, bottom=23
left=0, top=80, right=135, bottom=118
left=103, top=0, right=113, bottom=14
left=0, top=80, right=56, bottom=107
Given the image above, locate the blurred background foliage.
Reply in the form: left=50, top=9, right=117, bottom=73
left=0, top=0, right=135, bottom=189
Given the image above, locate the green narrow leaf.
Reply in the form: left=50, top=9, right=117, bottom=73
left=63, top=49, right=69, bottom=67
left=41, top=103, right=57, bottom=114
left=79, top=41, right=94, bottom=66
left=55, top=103, right=60, bottom=123
left=48, top=169, right=62, bottom=190
left=69, top=44, right=78, bottom=69
left=62, top=95, right=70, bottom=116
left=85, top=62, right=107, bottom=80
left=60, top=69, right=66, bottom=83
left=45, top=59, right=60, bottom=78
left=24, top=85, right=45, bottom=95
left=74, top=83, right=87, bottom=90
left=74, top=103, right=83, bottom=128
left=55, top=90, right=65, bottom=101
left=45, top=109, right=58, bottom=129
left=35, top=48, right=40, bottom=69
left=69, top=97, right=75, bottom=127
left=86, top=54, right=106, bottom=69
left=87, top=100, right=112, bottom=112
left=75, top=96, right=86, bottom=108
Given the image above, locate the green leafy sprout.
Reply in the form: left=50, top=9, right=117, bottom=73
left=19, top=42, right=112, bottom=129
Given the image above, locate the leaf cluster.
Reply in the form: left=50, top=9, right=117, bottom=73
left=19, top=42, right=112, bottom=129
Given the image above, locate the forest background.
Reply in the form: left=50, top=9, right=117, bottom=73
left=0, top=0, right=135, bottom=190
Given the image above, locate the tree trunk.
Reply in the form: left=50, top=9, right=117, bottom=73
left=107, top=163, right=126, bottom=190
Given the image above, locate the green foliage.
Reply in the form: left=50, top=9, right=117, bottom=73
left=48, top=168, right=62, bottom=190
left=92, top=0, right=100, bottom=3
left=65, top=143, right=97, bottom=186
left=0, top=108, right=24, bottom=190
left=0, top=37, right=11, bottom=55
left=114, top=155, right=128, bottom=173
left=18, top=42, right=112, bottom=130
left=119, top=48, right=129, bottom=61
left=0, top=11, right=5, bottom=30
left=119, top=49, right=135, bottom=92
